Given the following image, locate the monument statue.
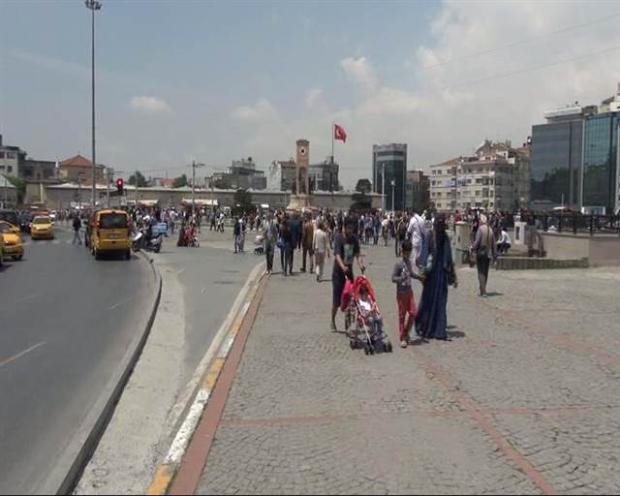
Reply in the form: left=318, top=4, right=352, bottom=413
left=287, top=139, right=311, bottom=210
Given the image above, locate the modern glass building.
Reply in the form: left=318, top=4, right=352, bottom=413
left=372, top=143, right=407, bottom=211
left=531, top=119, right=582, bottom=208
left=582, top=112, right=619, bottom=211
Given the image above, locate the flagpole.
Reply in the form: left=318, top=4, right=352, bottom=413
left=331, top=121, right=335, bottom=165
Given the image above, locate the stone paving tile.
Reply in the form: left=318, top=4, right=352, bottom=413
left=491, top=407, right=620, bottom=495
left=197, top=243, right=620, bottom=494
left=203, top=415, right=540, bottom=495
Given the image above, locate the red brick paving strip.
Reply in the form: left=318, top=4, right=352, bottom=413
left=415, top=351, right=558, bottom=496
left=169, top=276, right=268, bottom=496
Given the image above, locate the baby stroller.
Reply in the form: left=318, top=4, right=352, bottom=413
left=341, top=274, right=393, bottom=355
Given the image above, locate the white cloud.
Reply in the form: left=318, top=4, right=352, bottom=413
left=305, top=88, right=324, bottom=109
left=340, top=56, right=377, bottom=90
left=129, top=96, right=171, bottom=113
left=230, top=98, right=278, bottom=122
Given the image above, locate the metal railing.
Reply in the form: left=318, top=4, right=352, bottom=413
left=522, top=212, right=620, bottom=237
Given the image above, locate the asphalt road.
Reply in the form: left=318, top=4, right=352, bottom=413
left=0, top=224, right=154, bottom=494
left=156, top=230, right=262, bottom=387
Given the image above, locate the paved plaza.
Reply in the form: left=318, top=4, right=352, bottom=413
left=197, top=242, right=620, bottom=495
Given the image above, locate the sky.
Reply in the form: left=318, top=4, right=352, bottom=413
left=1, top=0, right=620, bottom=189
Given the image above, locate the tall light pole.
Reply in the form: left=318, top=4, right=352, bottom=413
left=391, top=179, right=395, bottom=213
left=191, top=160, right=205, bottom=216
left=382, top=163, right=387, bottom=211
left=85, top=0, right=102, bottom=208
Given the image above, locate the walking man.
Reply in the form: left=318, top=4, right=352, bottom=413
left=72, top=215, right=82, bottom=245
left=471, top=214, right=497, bottom=297
left=331, top=219, right=364, bottom=331
left=233, top=216, right=242, bottom=253
left=313, top=221, right=330, bottom=282
left=263, top=211, right=279, bottom=274
left=301, top=213, right=315, bottom=273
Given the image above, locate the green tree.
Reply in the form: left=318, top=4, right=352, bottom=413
left=3, top=175, right=26, bottom=206
left=128, top=171, right=148, bottom=187
left=355, top=178, right=372, bottom=194
left=173, top=174, right=188, bottom=188
left=232, top=189, right=253, bottom=216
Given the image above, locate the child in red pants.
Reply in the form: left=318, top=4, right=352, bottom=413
left=391, top=240, right=419, bottom=348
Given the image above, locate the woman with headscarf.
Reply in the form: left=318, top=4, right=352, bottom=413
left=471, top=214, right=497, bottom=297
left=415, top=214, right=457, bottom=340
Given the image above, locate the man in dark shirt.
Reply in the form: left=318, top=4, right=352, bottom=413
left=331, top=219, right=364, bottom=331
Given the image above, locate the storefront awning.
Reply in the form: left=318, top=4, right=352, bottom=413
left=182, top=198, right=218, bottom=206
left=138, top=199, right=159, bottom=207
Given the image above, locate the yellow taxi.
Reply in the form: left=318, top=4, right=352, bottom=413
left=0, top=221, right=24, bottom=261
left=31, top=215, right=55, bottom=240
left=90, top=209, right=131, bottom=260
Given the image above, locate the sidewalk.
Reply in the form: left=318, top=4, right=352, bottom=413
left=191, top=243, right=620, bottom=495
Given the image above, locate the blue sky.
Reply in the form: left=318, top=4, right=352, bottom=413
left=1, top=1, right=619, bottom=187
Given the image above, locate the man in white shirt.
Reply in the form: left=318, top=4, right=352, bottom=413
left=312, top=221, right=330, bottom=282
left=407, top=211, right=426, bottom=268
left=497, top=229, right=512, bottom=254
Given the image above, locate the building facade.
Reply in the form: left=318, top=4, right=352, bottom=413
left=36, top=182, right=383, bottom=211
left=582, top=112, right=620, bottom=212
left=59, top=154, right=105, bottom=185
left=0, top=135, right=26, bottom=178
left=430, top=140, right=530, bottom=213
left=405, top=169, right=430, bottom=213
left=372, top=143, right=407, bottom=211
left=211, top=157, right=267, bottom=190
left=530, top=83, right=620, bottom=213
left=309, top=158, right=340, bottom=192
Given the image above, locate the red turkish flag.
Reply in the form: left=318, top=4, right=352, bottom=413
left=334, top=124, right=347, bottom=143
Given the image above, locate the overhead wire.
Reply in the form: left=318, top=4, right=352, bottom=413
left=419, top=11, right=620, bottom=70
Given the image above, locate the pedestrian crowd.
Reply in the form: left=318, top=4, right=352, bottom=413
left=224, top=206, right=508, bottom=350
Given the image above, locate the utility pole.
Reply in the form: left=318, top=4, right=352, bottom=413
left=391, top=179, right=395, bottom=213
left=191, top=160, right=205, bottom=216
left=382, top=163, right=386, bottom=211
left=77, top=173, right=84, bottom=209
left=135, top=170, right=139, bottom=207
left=85, top=0, right=102, bottom=208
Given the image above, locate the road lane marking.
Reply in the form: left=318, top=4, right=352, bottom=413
left=15, top=293, right=38, bottom=304
left=108, top=297, right=134, bottom=310
left=0, top=341, right=46, bottom=369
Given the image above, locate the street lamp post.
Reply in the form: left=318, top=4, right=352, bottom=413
left=382, top=163, right=387, bottom=212
left=391, top=179, right=395, bottom=213
left=191, top=160, right=205, bottom=216
left=85, top=0, right=102, bottom=208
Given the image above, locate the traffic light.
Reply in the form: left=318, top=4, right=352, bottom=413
left=116, top=178, right=124, bottom=195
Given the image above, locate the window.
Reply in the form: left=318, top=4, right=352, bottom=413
left=7, top=166, right=12, bottom=173
left=475, top=190, right=481, bottom=196
left=0, top=152, right=4, bottom=158
left=6, top=152, right=16, bottom=159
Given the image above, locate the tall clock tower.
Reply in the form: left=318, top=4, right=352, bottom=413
left=295, top=139, right=309, bottom=195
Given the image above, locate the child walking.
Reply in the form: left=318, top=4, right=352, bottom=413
left=391, top=240, right=419, bottom=348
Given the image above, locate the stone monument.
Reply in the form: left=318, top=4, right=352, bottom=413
left=287, top=139, right=311, bottom=210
